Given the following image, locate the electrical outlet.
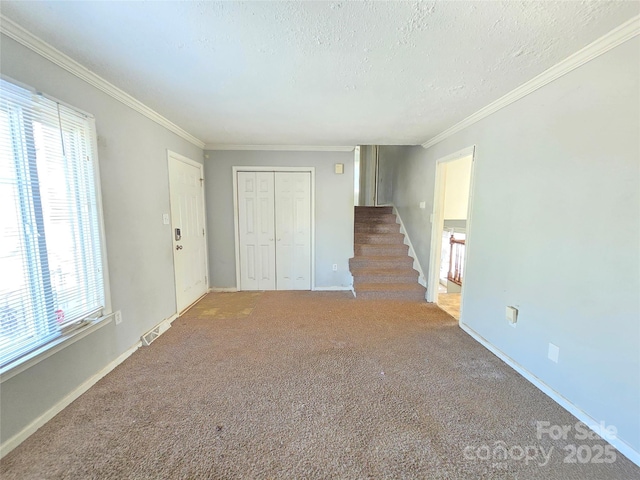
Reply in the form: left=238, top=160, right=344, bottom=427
left=332, top=264, right=338, bottom=271
left=115, top=311, right=122, bottom=325
left=548, top=343, right=559, bottom=363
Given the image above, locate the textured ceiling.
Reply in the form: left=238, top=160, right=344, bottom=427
left=2, top=1, right=638, bottom=146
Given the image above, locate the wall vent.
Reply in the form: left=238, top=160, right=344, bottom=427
left=140, top=319, right=171, bottom=346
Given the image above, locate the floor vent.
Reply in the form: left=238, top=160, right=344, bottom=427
left=141, top=320, right=171, bottom=346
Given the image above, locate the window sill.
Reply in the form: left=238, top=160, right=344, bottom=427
left=0, top=313, right=115, bottom=383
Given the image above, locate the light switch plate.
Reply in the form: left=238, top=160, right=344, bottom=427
left=162, top=213, right=170, bottom=225
left=334, top=163, right=344, bottom=174
left=548, top=343, right=560, bottom=363
left=506, top=306, right=518, bottom=325
left=419, top=201, right=426, bottom=209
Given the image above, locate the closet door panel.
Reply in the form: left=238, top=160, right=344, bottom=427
left=275, top=172, right=311, bottom=290
left=238, top=172, right=275, bottom=290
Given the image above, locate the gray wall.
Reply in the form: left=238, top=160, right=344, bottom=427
left=388, top=38, right=640, bottom=453
left=379, top=145, right=436, bottom=277
left=0, top=35, right=203, bottom=444
left=204, top=150, right=354, bottom=289
left=377, top=146, right=402, bottom=205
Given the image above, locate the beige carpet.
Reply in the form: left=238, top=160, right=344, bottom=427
left=1, top=292, right=637, bottom=479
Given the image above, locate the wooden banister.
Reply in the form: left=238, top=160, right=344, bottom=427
left=447, top=235, right=466, bottom=286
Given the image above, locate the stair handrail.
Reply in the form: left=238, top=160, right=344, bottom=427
left=447, top=235, right=466, bottom=286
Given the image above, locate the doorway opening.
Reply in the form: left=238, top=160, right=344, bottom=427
left=356, top=145, right=379, bottom=207
left=427, top=146, right=475, bottom=320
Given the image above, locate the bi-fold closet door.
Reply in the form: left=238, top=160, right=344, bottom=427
left=237, top=171, right=311, bottom=290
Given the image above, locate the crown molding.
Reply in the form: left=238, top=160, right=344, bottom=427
left=422, top=14, right=640, bottom=149
left=205, top=144, right=355, bottom=152
left=0, top=15, right=205, bottom=149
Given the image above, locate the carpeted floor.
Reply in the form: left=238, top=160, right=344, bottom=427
left=1, top=292, right=638, bottom=479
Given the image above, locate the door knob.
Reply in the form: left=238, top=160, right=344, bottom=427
left=176, top=245, right=183, bottom=250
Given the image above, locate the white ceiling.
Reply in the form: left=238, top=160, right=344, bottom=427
left=2, top=1, right=638, bottom=146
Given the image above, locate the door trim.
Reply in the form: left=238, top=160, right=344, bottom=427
left=426, top=146, right=476, bottom=318
left=232, top=166, right=316, bottom=291
left=167, top=150, right=209, bottom=313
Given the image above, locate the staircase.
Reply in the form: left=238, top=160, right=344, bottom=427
left=350, top=206, right=426, bottom=301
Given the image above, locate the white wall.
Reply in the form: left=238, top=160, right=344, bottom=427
left=0, top=34, right=203, bottom=446
left=204, top=150, right=354, bottom=290
left=359, top=145, right=377, bottom=206
left=388, top=37, right=640, bottom=456
left=443, top=156, right=472, bottom=220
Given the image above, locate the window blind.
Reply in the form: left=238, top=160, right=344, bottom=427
left=0, top=78, right=105, bottom=368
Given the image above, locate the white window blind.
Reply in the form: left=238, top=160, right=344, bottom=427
left=0, top=77, right=105, bottom=368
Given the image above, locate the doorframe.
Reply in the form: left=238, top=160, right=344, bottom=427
left=232, top=166, right=316, bottom=291
left=426, top=146, right=477, bottom=320
left=167, top=150, right=210, bottom=313
left=373, top=145, right=379, bottom=206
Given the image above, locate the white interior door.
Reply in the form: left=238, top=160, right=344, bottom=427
left=237, top=172, right=276, bottom=290
left=168, top=154, right=208, bottom=312
left=275, top=172, right=311, bottom=290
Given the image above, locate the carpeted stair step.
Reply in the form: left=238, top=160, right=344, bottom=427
left=354, top=283, right=426, bottom=301
left=354, top=243, right=409, bottom=256
left=354, top=233, right=405, bottom=245
left=355, top=206, right=393, bottom=214
left=349, top=255, right=414, bottom=270
left=354, top=222, right=400, bottom=234
left=351, top=206, right=424, bottom=302
left=352, top=267, right=419, bottom=284
left=354, top=213, right=398, bottom=224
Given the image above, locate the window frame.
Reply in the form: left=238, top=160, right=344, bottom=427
left=0, top=75, right=112, bottom=382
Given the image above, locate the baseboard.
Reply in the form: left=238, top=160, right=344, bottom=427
left=314, top=286, right=353, bottom=291
left=209, top=287, right=238, bottom=292
left=212, top=286, right=353, bottom=293
left=0, top=341, right=141, bottom=459
left=459, top=321, right=640, bottom=467
left=391, top=205, right=427, bottom=287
